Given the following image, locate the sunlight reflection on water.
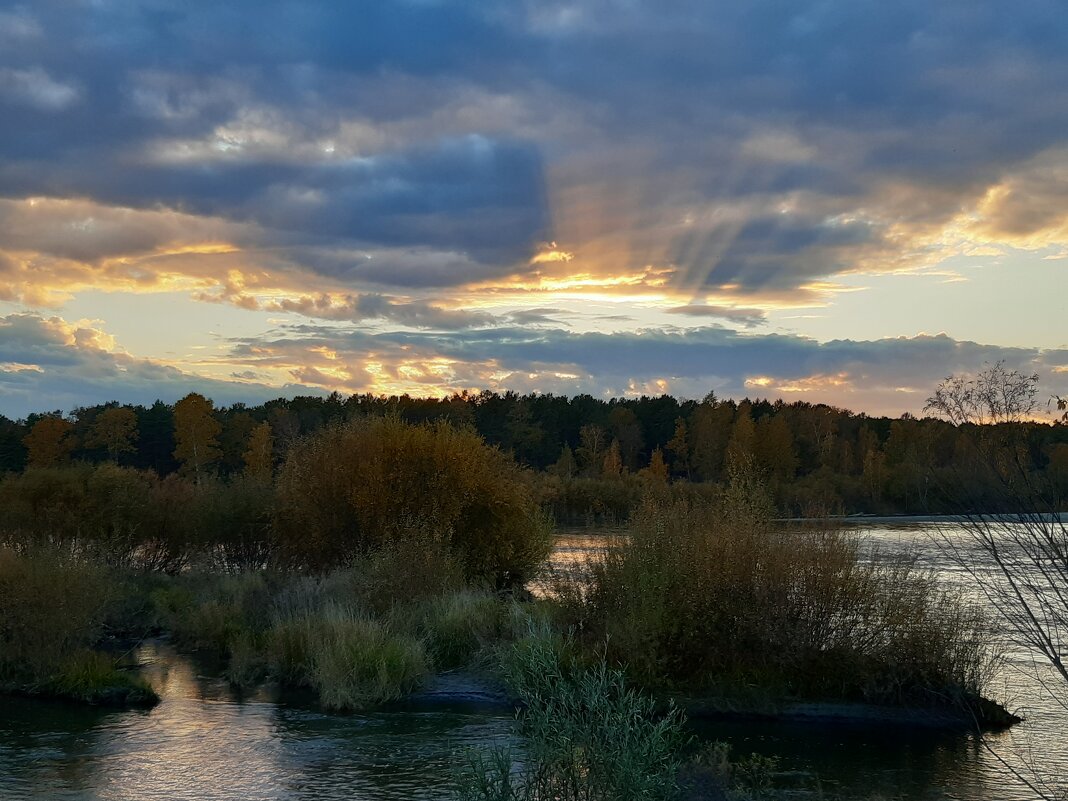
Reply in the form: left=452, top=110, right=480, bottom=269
left=0, top=524, right=1064, bottom=800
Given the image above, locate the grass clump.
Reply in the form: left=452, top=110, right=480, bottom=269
left=455, top=622, right=687, bottom=801
left=0, top=547, right=113, bottom=677
left=553, top=464, right=1001, bottom=713
left=270, top=604, right=428, bottom=710
left=42, top=650, right=158, bottom=707
left=418, top=590, right=509, bottom=670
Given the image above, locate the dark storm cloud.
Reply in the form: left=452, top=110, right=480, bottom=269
left=3, top=1, right=1068, bottom=292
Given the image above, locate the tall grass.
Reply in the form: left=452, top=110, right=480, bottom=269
left=0, top=547, right=158, bottom=705
left=150, top=556, right=477, bottom=708
left=269, top=604, right=428, bottom=710
left=455, top=622, right=687, bottom=801
left=0, top=547, right=114, bottom=677
left=553, top=467, right=1000, bottom=711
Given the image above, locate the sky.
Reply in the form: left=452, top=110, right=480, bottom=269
left=0, top=1, right=1066, bottom=419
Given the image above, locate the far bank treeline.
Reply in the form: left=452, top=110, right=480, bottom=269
left=2, top=389, right=1067, bottom=520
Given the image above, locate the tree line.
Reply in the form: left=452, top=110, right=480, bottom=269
left=2, top=388, right=1066, bottom=516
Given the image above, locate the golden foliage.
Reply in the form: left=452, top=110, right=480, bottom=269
left=275, top=417, right=552, bottom=588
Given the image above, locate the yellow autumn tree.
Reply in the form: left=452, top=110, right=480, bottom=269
left=85, top=407, right=139, bottom=461
left=243, top=420, right=274, bottom=477
left=23, top=416, right=76, bottom=467
left=639, top=447, right=669, bottom=484
left=602, top=439, right=623, bottom=478
left=173, top=393, right=222, bottom=483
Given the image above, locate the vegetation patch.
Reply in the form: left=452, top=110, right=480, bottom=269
left=455, top=622, right=688, bottom=801
left=551, top=465, right=1006, bottom=721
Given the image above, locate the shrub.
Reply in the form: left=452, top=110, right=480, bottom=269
left=43, top=649, right=158, bottom=706
left=455, top=622, right=687, bottom=801
left=275, top=417, right=552, bottom=588
left=0, top=547, right=158, bottom=705
left=553, top=466, right=1000, bottom=708
left=152, top=571, right=274, bottom=654
left=0, top=466, right=197, bottom=571
left=191, top=475, right=276, bottom=571
left=338, top=538, right=468, bottom=616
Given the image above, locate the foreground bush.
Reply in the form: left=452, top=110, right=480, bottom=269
left=151, top=557, right=501, bottom=709
left=554, top=467, right=1000, bottom=711
left=455, top=623, right=687, bottom=801
left=275, top=417, right=553, bottom=587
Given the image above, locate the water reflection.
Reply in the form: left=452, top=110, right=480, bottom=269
left=0, top=524, right=1064, bottom=800
left=0, top=643, right=518, bottom=801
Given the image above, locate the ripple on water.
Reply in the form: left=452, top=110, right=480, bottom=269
left=1, top=524, right=1066, bottom=800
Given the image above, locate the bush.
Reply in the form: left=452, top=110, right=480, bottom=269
left=191, top=475, right=276, bottom=571
left=0, top=466, right=197, bottom=571
left=152, top=571, right=274, bottom=654
left=339, top=538, right=468, bottom=616
left=0, top=547, right=158, bottom=705
left=553, top=466, right=999, bottom=708
left=455, top=622, right=687, bottom=801
left=275, top=417, right=552, bottom=588
left=43, top=649, right=158, bottom=706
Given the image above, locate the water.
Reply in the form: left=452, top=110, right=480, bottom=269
left=1, top=523, right=1065, bottom=800
left=0, top=643, right=518, bottom=801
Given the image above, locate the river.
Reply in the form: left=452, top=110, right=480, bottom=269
left=1, top=523, right=1065, bottom=800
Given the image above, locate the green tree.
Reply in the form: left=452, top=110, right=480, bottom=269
left=551, top=444, right=577, bottom=481
left=689, top=396, right=733, bottom=482
left=602, top=439, right=624, bottom=478
left=755, top=414, right=798, bottom=481
left=576, top=424, right=607, bottom=477
left=639, top=447, right=669, bottom=484
left=725, top=402, right=756, bottom=470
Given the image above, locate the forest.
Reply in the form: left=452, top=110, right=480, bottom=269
left=2, top=389, right=1066, bottom=521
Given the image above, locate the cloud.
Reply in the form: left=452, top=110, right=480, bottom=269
left=0, top=1, right=1066, bottom=416
left=3, top=309, right=1064, bottom=419
left=665, top=304, right=767, bottom=327
left=0, top=313, right=313, bottom=418
left=0, top=67, right=78, bottom=111
left=216, top=321, right=1068, bottom=417
left=2, top=0, right=1068, bottom=300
